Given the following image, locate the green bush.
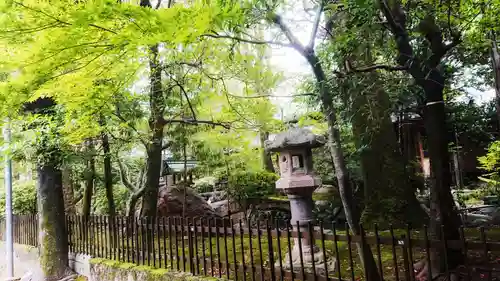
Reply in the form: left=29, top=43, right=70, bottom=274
left=193, top=176, right=217, bottom=193
left=226, top=170, right=278, bottom=203
left=0, top=180, right=37, bottom=215
left=476, top=141, right=500, bottom=202
left=91, top=184, right=129, bottom=215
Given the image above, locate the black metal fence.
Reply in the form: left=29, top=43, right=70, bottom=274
left=2, top=215, right=500, bottom=281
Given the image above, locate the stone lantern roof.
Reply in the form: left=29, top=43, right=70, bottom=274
left=265, top=128, right=326, bottom=152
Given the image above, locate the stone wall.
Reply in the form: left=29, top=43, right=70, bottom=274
left=0, top=244, right=219, bottom=281
left=89, top=259, right=222, bottom=281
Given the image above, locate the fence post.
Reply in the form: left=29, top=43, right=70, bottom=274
left=360, top=225, right=370, bottom=281
left=267, top=220, right=276, bottom=281
left=401, top=234, right=412, bottom=281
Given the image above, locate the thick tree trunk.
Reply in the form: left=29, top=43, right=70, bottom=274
left=82, top=140, right=95, bottom=219
left=305, top=50, right=381, bottom=281
left=260, top=130, right=275, bottom=172
left=101, top=130, right=116, bottom=217
left=422, top=77, right=463, bottom=273
left=37, top=163, right=70, bottom=281
left=140, top=43, right=164, bottom=218
left=378, top=0, right=463, bottom=273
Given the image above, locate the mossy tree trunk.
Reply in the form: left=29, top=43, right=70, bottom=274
left=38, top=163, right=69, bottom=280
left=23, top=97, right=71, bottom=280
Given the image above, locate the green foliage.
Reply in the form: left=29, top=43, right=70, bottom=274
left=226, top=170, right=278, bottom=203
left=0, top=179, right=37, bottom=215
left=92, top=184, right=129, bottom=215
left=192, top=176, right=217, bottom=193
left=448, top=99, right=497, bottom=147
left=478, top=141, right=500, bottom=195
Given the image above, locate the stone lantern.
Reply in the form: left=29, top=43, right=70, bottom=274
left=265, top=128, right=327, bottom=270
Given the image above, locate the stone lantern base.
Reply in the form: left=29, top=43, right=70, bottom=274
left=276, top=240, right=336, bottom=275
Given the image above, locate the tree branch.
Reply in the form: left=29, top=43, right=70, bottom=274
left=201, top=33, right=292, bottom=48
left=378, top=0, right=405, bottom=35
left=176, top=82, right=197, bottom=120
left=72, top=193, right=83, bottom=205
left=272, top=14, right=306, bottom=52
left=333, top=64, right=409, bottom=76
left=155, top=0, right=162, bottom=9
left=307, top=0, right=324, bottom=50
left=227, top=93, right=316, bottom=98
left=428, top=35, right=461, bottom=67
left=111, top=110, right=148, bottom=148
left=162, top=141, right=172, bottom=151
left=136, top=164, right=146, bottom=189
left=163, top=61, right=202, bottom=69
left=117, top=157, right=136, bottom=192
left=160, top=117, right=231, bottom=129
left=14, top=1, right=117, bottom=34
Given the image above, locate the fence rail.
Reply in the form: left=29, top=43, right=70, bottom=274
left=1, top=215, right=500, bottom=281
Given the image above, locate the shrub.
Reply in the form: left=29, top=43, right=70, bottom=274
left=0, top=180, right=37, bottom=215
left=193, top=176, right=217, bottom=193
left=226, top=170, right=278, bottom=203
left=478, top=141, right=500, bottom=199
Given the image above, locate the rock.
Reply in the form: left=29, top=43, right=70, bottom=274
left=210, top=200, right=229, bottom=216
left=265, top=128, right=326, bottom=152
left=157, top=184, right=220, bottom=218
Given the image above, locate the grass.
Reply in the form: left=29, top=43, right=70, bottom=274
left=62, top=218, right=500, bottom=281
left=69, top=225, right=500, bottom=281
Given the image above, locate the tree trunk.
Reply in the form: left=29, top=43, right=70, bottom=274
left=422, top=76, right=463, bottom=273
left=378, top=1, right=463, bottom=272
left=490, top=31, right=500, bottom=126
left=140, top=42, right=164, bottom=218
left=127, top=191, right=143, bottom=218
left=37, top=163, right=70, bottom=280
left=260, top=130, right=275, bottom=172
left=82, top=140, right=95, bottom=219
left=101, top=130, right=116, bottom=217
left=304, top=50, right=381, bottom=281
left=62, top=165, right=75, bottom=214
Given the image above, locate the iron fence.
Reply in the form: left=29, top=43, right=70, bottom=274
left=1, top=215, right=500, bottom=281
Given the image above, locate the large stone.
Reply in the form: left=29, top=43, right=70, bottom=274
left=157, top=184, right=220, bottom=218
